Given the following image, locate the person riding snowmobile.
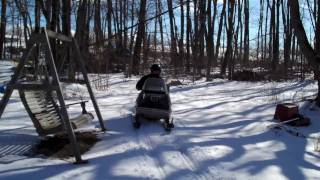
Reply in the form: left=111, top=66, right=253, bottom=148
left=134, top=64, right=174, bottom=131
left=136, top=64, right=162, bottom=90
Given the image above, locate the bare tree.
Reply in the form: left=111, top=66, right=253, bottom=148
left=14, top=0, right=32, bottom=45
left=273, top=0, right=280, bottom=72
left=0, top=0, right=7, bottom=59
left=157, top=0, right=165, bottom=54
left=192, top=0, right=199, bottom=77
left=289, top=0, right=320, bottom=105
left=131, top=0, right=147, bottom=75
left=206, top=0, right=217, bottom=81
left=0, top=0, right=318, bottom=86
left=257, top=0, right=264, bottom=63
left=179, top=0, right=185, bottom=69
left=221, top=0, right=235, bottom=77
left=167, top=0, right=178, bottom=74
left=129, top=0, right=135, bottom=52
left=243, top=0, right=249, bottom=65
left=214, top=0, right=227, bottom=72
left=198, top=0, right=206, bottom=75
left=107, top=0, right=112, bottom=45
left=75, top=0, right=90, bottom=60
left=281, top=0, right=292, bottom=77
left=185, top=0, right=192, bottom=73
left=94, top=0, right=103, bottom=47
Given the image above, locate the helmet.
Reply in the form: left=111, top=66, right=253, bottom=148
left=150, top=64, right=161, bottom=72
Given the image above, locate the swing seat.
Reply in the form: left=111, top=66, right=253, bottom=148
left=19, top=89, right=94, bottom=136
left=70, top=113, right=94, bottom=129
left=0, top=60, right=15, bottom=87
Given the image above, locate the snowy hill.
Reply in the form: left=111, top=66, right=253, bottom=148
left=0, top=74, right=319, bottom=180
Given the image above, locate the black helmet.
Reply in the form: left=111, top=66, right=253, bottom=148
left=150, top=64, right=161, bottom=72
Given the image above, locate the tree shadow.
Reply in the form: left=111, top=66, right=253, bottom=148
left=0, top=79, right=318, bottom=179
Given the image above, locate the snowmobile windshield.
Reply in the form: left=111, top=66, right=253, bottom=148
left=142, top=78, right=167, bottom=93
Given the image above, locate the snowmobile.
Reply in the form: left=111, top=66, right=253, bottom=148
left=133, top=78, right=174, bottom=131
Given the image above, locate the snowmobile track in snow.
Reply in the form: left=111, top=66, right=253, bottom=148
left=136, top=125, right=167, bottom=179
left=174, top=118, right=237, bottom=179
left=135, top=119, right=210, bottom=180
left=172, top=119, right=216, bottom=179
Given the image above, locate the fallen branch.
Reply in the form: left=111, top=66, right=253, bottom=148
left=267, top=118, right=300, bottom=129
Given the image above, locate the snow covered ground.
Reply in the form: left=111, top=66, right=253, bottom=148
left=0, top=74, right=319, bottom=180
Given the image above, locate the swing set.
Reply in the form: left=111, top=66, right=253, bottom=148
left=0, top=28, right=106, bottom=164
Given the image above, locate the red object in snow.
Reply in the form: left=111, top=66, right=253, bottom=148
left=274, top=103, right=299, bottom=122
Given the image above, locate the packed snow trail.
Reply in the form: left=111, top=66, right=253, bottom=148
left=0, top=74, right=319, bottom=180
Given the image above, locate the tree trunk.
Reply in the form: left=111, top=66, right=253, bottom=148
left=198, top=0, right=206, bottom=75
left=281, top=0, right=292, bottom=77
left=123, top=0, right=128, bottom=48
left=192, top=0, right=199, bottom=77
left=153, top=3, right=158, bottom=62
left=107, top=0, right=112, bottom=45
left=131, top=0, right=147, bottom=75
left=179, top=0, right=185, bottom=70
left=263, top=0, right=269, bottom=63
left=75, top=0, right=90, bottom=62
left=289, top=0, right=320, bottom=105
left=50, top=0, right=60, bottom=66
left=167, top=0, right=178, bottom=74
left=214, top=0, right=226, bottom=70
left=235, top=0, right=243, bottom=68
left=129, top=0, right=135, bottom=52
left=220, top=0, right=234, bottom=76
left=315, top=0, right=320, bottom=52
left=0, top=0, right=7, bottom=59
left=142, top=33, right=150, bottom=71
left=50, top=0, right=59, bottom=32
left=14, top=0, right=31, bottom=48
left=272, top=0, right=280, bottom=72
left=9, top=1, right=15, bottom=60
left=243, top=0, right=249, bottom=66
left=269, top=0, right=274, bottom=70
left=186, top=0, right=191, bottom=73
left=61, top=0, right=72, bottom=80
left=314, top=0, right=320, bottom=105
left=62, top=0, right=71, bottom=36
left=119, top=0, right=123, bottom=47
left=157, top=0, right=165, bottom=54
left=257, top=0, right=263, bottom=62
left=206, top=0, right=216, bottom=81
left=94, top=0, right=103, bottom=47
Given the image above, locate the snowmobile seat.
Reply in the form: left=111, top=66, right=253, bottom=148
left=142, top=78, right=168, bottom=94
left=136, top=78, right=172, bottom=120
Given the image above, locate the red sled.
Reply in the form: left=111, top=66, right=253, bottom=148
left=274, top=103, right=299, bottom=122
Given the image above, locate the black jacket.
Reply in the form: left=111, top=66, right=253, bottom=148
left=136, top=74, right=162, bottom=90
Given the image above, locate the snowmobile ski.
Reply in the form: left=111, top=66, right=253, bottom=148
left=163, top=118, right=174, bottom=132
left=132, top=115, right=141, bottom=129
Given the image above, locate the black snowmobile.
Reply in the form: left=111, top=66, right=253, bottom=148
left=133, top=78, right=174, bottom=131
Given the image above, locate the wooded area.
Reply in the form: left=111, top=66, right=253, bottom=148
left=0, top=0, right=320, bottom=104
